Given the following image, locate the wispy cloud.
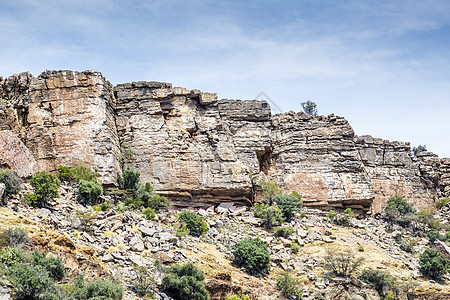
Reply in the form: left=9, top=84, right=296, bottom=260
left=1, top=0, right=450, bottom=156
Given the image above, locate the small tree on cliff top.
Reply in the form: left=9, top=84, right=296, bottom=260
left=301, top=100, right=318, bottom=116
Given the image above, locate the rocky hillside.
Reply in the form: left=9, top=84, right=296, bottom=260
left=1, top=181, right=450, bottom=300
left=1, top=70, right=449, bottom=213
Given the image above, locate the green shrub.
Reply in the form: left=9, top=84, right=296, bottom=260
left=115, top=202, right=126, bottom=214
left=233, top=237, right=270, bottom=275
left=72, top=279, right=123, bottom=300
left=58, top=165, right=98, bottom=183
left=117, top=167, right=140, bottom=192
left=225, top=295, right=250, bottom=300
left=419, top=247, right=450, bottom=281
left=326, top=209, right=353, bottom=227
left=142, top=207, right=156, bottom=221
left=0, top=169, right=22, bottom=197
left=131, top=266, right=156, bottom=298
left=277, top=271, right=303, bottom=299
left=323, top=249, right=364, bottom=277
left=32, top=250, right=65, bottom=281
left=417, top=209, right=442, bottom=230
left=72, top=165, right=99, bottom=182
left=178, top=210, right=208, bottom=237
left=134, top=182, right=153, bottom=202
left=0, top=247, right=25, bottom=267
left=92, top=202, right=109, bottom=212
left=254, top=203, right=284, bottom=229
left=399, top=237, right=416, bottom=253
left=147, top=194, right=170, bottom=210
left=385, top=196, right=415, bottom=215
left=437, top=198, right=450, bottom=209
left=161, top=263, right=209, bottom=300
left=358, top=268, right=398, bottom=299
left=412, top=145, right=427, bottom=156
left=259, top=181, right=281, bottom=203
left=427, top=231, right=445, bottom=245
left=77, top=179, right=103, bottom=205
left=0, top=227, right=30, bottom=248
left=27, top=171, right=61, bottom=208
left=301, top=100, right=318, bottom=115
left=273, top=193, right=302, bottom=222
left=291, top=242, right=300, bottom=254
left=274, top=227, right=294, bottom=238
left=124, top=197, right=145, bottom=210
left=10, top=263, right=56, bottom=299
left=357, top=245, right=364, bottom=252
left=76, top=211, right=96, bottom=233
left=57, top=165, right=73, bottom=182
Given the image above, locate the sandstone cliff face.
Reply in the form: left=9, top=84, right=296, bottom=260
left=269, top=113, right=375, bottom=212
left=0, top=70, right=448, bottom=212
left=355, top=136, right=440, bottom=212
left=1, top=70, right=120, bottom=185
left=114, top=81, right=270, bottom=205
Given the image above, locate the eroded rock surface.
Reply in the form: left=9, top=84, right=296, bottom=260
left=269, top=113, right=374, bottom=212
left=0, top=130, right=37, bottom=177
left=114, top=81, right=270, bottom=205
left=1, top=70, right=449, bottom=212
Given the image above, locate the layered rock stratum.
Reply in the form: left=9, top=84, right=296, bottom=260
left=1, top=70, right=449, bottom=212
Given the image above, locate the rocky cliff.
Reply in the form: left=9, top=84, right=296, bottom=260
left=1, top=70, right=448, bottom=212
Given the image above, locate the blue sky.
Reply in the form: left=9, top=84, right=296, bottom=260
left=1, top=0, right=450, bottom=157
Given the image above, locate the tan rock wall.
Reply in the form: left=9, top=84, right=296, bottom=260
left=269, top=112, right=374, bottom=212
left=355, top=136, right=439, bottom=212
left=0, top=70, right=449, bottom=212
left=114, top=82, right=271, bottom=206
left=24, top=70, right=120, bottom=185
left=0, top=130, right=37, bottom=177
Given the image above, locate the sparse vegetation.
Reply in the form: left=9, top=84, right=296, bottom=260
left=277, top=271, right=303, bottom=299
left=76, top=211, right=96, bottom=233
left=58, top=165, right=99, bottom=183
left=0, top=227, right=30, bottom=248
left=301, top=100, right=318, bottom=116
left=291, top=242, right=300, bottom=254
left=131, top=266, right=156, bottom=298
left=254, top=203, right=284, bottom=229
left=178, top=210, right=208, bottom=237
left=225, top=295, right=250, bottom=300
left=26, top=171, right=61, bottom=208
left=385, top=196, right=415, bottom=215
left=0, top=227, right=122, bottom=300
left=259, top=181, right=281, bottom=204
left=115, top=167, right=170, bottom=213
left=273, top=193, right=302, bottom=222
left=0, top=169, right=22, bottom=197
left=233, top=237, right=270, bottom=275
left=142, top=207, right=156, bottom=220
left=412, top=145, right=427, bottom=156
left=323, top=249, right=364, bottom=277
left=437, top=198, right=450, bottom=209
left=72, top=278, right=123, bottom=300
left=326, top=208, right=354, bottom=227
left=419, top=247, right=450, bottom=281
left=161, top=263, right=209, bottom=300
left=358, top=268, right=399, bottom=299
left=118, top=166, right=140, bottom=192
left=274, top=227, right=294, bottom=238
left=77, top=179, right=103, bottom=205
